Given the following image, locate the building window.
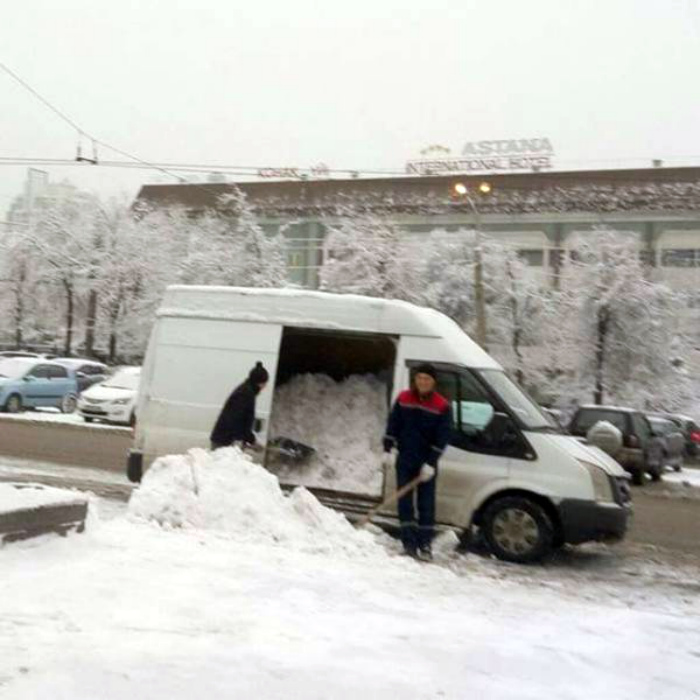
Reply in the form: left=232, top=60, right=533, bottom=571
left=661, top=249, right=700, bottom=268
left=288, top=252, right=305, bottom=269
left=517, top=249, right=544, bottom=267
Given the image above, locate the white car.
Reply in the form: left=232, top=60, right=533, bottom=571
left=78, top=366, right=141, bottom=426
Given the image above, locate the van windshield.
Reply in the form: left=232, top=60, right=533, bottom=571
left=478, top=369, right=551, bottom=430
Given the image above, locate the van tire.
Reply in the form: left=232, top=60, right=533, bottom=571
left=481, top=496, right=554, bottom=564
left=631, top=469, right=644, bottom=486
left=4, top=394, right=22, bottom=413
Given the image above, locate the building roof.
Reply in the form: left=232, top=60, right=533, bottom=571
left=134, top=166, right=700, bottom=216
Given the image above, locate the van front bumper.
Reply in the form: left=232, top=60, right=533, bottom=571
left=557, top=499, right=630, bottom=545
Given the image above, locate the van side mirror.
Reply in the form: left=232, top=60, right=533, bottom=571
left=490, top=412, right=521, bottom=449
left=23, top=376, right=34, bottom=382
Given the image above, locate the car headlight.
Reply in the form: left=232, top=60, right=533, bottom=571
left=112, top=398, right=131, bottom=405
left=579, top=461, right=615, bottom=503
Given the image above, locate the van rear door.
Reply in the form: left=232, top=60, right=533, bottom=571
left=141, top=316, right=282, bottom=461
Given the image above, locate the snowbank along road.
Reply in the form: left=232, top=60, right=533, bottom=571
left=0, top=448, right=699, bottom=700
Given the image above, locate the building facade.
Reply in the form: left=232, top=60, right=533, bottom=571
left=134, top=165, right=700, bottom=292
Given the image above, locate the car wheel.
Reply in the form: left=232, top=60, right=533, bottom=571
left=4, top=394, right=23, bottom=413
left=649, top=458, right=663, bottom=482
left=83, top=416, right=94, bottom=423
left=60, top=393, right=78, bottom=414
left=129, top=411, right=136, bottom=428
left=631, top=469, right=645, bottom=486
left=481, top=496, right=554, bottom=563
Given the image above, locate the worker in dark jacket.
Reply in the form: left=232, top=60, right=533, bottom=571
left=383, top=363, right=452, bottom=560
left=210, top=362, right=269, bottom=450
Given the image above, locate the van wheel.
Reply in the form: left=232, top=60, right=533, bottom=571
left=60, top=394, right=78, bottom=414
left=631, top=469, right=645, bottom=486
left=481, top=496, right=553, bottom=563
left=129, top=411, right=136, bottom=428
left=83, top=416, right=94, bottom=423
left=4, top=394, right=22, bottom=413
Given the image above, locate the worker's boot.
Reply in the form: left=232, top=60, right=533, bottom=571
left=416, top=545, right=433, bottom=562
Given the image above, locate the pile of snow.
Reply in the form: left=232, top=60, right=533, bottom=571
left=267, top=373, right=388, bottom=494
left=0, top=482, right=87, bottom=513
left=127, top=447, right=379, bottom=556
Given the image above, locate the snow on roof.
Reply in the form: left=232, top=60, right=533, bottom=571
left=0, top=357, right=40, bottom=366
left=158, top=286, right=501, bottom=370
left=53, top=358, right=106, bottom=366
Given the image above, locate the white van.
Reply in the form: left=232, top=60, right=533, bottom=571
left=128, top=286, right=631, bottom=562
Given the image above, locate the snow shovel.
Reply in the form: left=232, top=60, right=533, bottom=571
left=356, top=472, right=424, bottom=528
left=267, top=436, right=316, bottom=463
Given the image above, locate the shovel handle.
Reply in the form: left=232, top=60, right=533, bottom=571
left=357, top=473, right=424, bottom=528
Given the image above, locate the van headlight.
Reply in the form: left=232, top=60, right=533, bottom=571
left=579, top=461, right=614, bottom=503
left=112, top=398, right=130, bottom=405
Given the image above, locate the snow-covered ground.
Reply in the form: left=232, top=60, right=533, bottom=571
left=0, top=407, right=130, bottom=431
left=664, top=466, right=700, bottom=489
left=1, top=448, right=699, bottom=699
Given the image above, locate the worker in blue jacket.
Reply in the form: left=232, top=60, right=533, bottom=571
left=383, top=363, right=452, bottom=560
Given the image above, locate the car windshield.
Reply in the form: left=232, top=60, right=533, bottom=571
left=478, top=369, right=551, bottom=430
left=102, top=370, right=139, bottom=391
left=0, top=359, right=32, bottom=379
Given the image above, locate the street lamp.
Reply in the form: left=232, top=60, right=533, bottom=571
left=451, top=181, right=492, bottom=349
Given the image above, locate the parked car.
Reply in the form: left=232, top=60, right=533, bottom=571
left=0, top=358, right=79, bottom=413
left=568, top=405, right=664, bottom=485
left=77, top=366, right=140, bottom=426
left=53, top=358, right=109, bottom=393
left=649, top=413, right=700, bottom=460
left=646, top=416, right=684, bottom=472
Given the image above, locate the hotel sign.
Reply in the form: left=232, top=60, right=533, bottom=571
left=406, top=138, right=555, bottom=176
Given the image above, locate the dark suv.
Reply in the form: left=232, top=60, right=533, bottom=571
left=568, top=406, right=664, bottom=485
left=649, top=413, right=700, bottom=460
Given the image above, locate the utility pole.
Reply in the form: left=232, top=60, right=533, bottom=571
left=453, top=182, right=491, bottom=350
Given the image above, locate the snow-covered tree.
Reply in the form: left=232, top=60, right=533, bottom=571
left=421, top=230, right=475, bottom=327
left=29, top=192, right=102, bottom=355
left=320, top=208, right=421, bottom=301
left=215, top=189, right=288, bottom=288
left=482, top=242, right=547, bottom=387
left=558, top=229, right=693, bottom=409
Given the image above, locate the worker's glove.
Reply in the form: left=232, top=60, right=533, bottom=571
left=419, top=465, right=436, bottom=483
left=381, top=452, right=394, bottom=470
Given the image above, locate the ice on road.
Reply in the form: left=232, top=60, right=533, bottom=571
left=0, top=449, right=698, bottom=699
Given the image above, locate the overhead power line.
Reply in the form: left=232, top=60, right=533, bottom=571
left=0, top=60, right=195, bottom=183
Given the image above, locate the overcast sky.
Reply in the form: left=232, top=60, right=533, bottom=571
left=2, top=0, right=699, bottom=214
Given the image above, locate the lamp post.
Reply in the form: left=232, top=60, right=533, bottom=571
left=453, top=181, right=491, bottom=349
